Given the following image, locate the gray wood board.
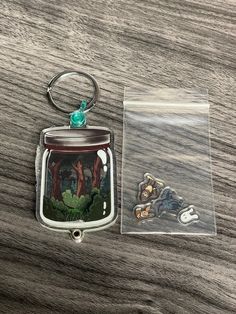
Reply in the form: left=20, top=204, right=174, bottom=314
left=0, top=0, right=235, bottom=313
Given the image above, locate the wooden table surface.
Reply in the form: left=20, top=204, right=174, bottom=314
left=0, top=1, right=235, bottom=313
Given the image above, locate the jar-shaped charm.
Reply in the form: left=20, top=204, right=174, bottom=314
left=35, top=71, right=117, bottom=242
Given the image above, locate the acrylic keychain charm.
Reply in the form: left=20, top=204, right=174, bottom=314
left=35, top=70, right=117, bottom=242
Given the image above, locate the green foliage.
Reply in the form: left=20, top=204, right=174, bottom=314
left=86, top=192, right=111, bottom=221
left=51, top=197, right=68, bottom=212
left=62, top=190, right=81, bottom=209
left=43, top=188, right=111, bottom=222
left=43, top=197, right=66, bottom=221
left=77, top=194, right=91, bottom=212
left=91, top=187, right=99, bottom=196
left=61, top=190, right=92, bottom=220
left=86, top=193, right=104, bottom=221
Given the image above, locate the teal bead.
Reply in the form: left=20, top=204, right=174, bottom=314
left=70, top=111, right=86, bottom=128
left=80, top=100, right=87, bottom=111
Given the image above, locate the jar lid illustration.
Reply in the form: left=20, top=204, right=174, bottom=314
left=43, top=127, right=111, bottom=148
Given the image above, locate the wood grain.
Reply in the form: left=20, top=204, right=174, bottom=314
left=0, top=0, right=235, bottom=313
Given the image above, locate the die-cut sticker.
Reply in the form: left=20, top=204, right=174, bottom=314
left=134, top=173, right=199, bottom=225
left=138, top=173, right=165, bottom=203
left=177, top=206, right=199, bottom=224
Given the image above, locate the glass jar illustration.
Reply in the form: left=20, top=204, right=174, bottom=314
left=36, top=126, right=116, bottom=241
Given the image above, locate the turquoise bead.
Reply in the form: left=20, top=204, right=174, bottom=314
left=70, top=111, right=86, bottom=128
left=80, top=100, right=87, bottom=111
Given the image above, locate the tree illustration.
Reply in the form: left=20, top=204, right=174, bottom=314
left=72, top=160, right=85, bottom=197
left=49, top=159, right=62, bottom=200
left=92, top=156, right=102, bottom=188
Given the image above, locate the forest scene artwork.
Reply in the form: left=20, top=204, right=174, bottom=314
left=43, top=149, right=111, bottom=222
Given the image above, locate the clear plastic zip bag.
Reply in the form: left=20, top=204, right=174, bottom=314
left=121, top=88, right=216, bottom=235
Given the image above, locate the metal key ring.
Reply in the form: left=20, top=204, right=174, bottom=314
left=47, top=70, right=100, bottom=114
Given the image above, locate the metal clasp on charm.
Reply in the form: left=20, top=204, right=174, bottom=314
left=71, top=229, right=84, bottom=243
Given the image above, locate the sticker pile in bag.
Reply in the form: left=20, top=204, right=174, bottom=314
left=133, top=173, right=199, bottom=225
